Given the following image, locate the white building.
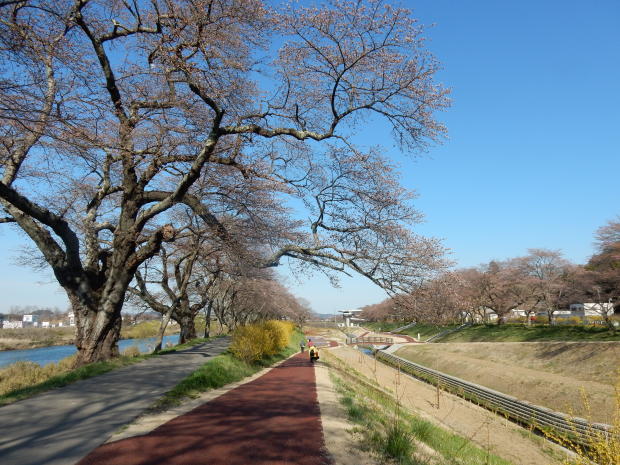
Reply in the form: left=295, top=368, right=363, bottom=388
left=2, top=320, right=23, bottom=329
left=569, top=303, right=614, bottom=317
left=22, top=314, right=39, bottom=327
left=338, top=309, right=363, bottom=327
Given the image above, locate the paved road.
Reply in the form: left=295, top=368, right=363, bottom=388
left=0, top=337, right=230, bottom=465
left=77, top=353, right=332, bottom=465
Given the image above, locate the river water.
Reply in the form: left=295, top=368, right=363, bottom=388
left=0, top=334, right=180, bottom=368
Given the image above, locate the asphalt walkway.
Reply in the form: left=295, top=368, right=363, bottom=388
left=0, top=337, right=230, bottom=465
left=77, top=352, right=332, bottom=465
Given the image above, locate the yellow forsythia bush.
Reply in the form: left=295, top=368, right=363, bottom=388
left=230, top=320, right=295, bottom=363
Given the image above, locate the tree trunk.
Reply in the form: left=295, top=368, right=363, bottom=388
left=175, top=300, right=197, bottom=344
left=203, top=302, right=213, bottom=339
left=153, top=307, right=174, bottom=353
left=178, top=314, right=196, bottom=344
left=72, top=297, right=122, bottom=366
left=68, top=262, right=134, bottom=366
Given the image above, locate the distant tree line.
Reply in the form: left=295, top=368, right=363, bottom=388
left=362, top=217, right=620, bottom=331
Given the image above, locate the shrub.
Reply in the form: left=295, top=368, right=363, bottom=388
left=383, top=423, right=414, bottom=462
left=122, top=346, right=141, bottom=357
left=229, top=320, right=295, bottom=363
left=542, top=375, right=620, bottom=464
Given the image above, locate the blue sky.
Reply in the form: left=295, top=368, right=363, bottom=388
left=1, top=0, right=619, bottom=315
left=283, top=0, right=620, bottom=314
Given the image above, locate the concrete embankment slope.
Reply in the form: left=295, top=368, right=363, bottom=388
left=0, top=337, right=230, bottom=465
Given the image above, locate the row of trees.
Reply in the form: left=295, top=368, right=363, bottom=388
left=0, top=0, right=449, bottom=364
left=363, top=217, right=620, bottom=330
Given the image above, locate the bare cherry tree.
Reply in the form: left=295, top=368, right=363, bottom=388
left=471, top=260, right=531, bottom=325
left=517, top=249, right=576, bottom=325
left=0, top=0, right=448, bottom=364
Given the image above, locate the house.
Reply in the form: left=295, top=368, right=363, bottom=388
left=569, top=303, right=614, bottom=317
left=2, top=320, right=23, bottom=329
left=510, top=309, right=529, bottom=317
left=22, top=314, right=39, bottom=327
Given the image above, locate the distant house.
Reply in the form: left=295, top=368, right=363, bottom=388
left=461, top=307, right=498, bottom=323
left=510, top=309, right=529, bottom=317
left=22, top=314, right=39, bottom=327
left=66, top=312, right=76, bottom=327
left=2, top=320, right=23, bottom=329
left=569, top=303, right=614, bottom=317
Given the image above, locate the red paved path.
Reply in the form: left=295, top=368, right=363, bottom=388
left=77, top=353, right=332, bottom=465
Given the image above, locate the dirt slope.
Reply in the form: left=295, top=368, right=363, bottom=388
left=327, top=346, right=568, bottom=465
left=396, top=342, right=619, bottom=424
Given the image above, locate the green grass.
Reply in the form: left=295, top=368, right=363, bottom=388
left=364, top=322, right=460, bottom=341
left=433, top=324, right=620, bottom=342
left=329, top=364, right=515, bottom=465
left=151, top=330, right=304, bottom=411
left=366, top=321, right=620, bottom=342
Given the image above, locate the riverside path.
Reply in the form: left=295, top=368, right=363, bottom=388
left=77, top=352, right=332, bottom=465
left=0, top=337, right=230, bottom=465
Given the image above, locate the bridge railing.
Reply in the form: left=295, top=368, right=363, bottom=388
left=375, top=350, right=614, bottom=447
left=347, top=336, right=394, bottom=345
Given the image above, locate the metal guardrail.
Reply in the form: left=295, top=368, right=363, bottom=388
left=425, top=323, right=471, bottom=342
left=389, top=322, right=417, bottom=333
left=347, top=336, right=394, bottom=344
left=375, top=350, right=614, bottom=446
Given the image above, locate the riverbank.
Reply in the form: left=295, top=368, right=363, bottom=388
left=0, top=321, right=180, bottom=351
left=0, top=327, right=75, bottom=351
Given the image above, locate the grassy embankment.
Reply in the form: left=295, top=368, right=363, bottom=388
left=365, top=321, right=620, bottom=342
left=326, top=353, right=514, bottom=465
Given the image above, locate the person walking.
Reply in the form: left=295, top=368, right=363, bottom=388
left=300, top=339, right=306, bottom=353
left=309, top=346, right=319, bottom=363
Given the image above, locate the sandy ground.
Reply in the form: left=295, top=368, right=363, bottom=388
left=314, top=361, right=380, bottom=465
left=396, top=342, right=619, bottom=424
left=326, top=345, right=570, bottom=465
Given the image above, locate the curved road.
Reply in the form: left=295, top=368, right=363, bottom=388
left=0, top=337, right=230, bottom=465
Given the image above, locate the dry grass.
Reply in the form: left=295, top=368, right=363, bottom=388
left=396, top=342, right=619, bottom=424
left=542, top=375, right=620, bottom=465
left=0, top=327, right=75, bottom=350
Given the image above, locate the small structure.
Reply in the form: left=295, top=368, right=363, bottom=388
left=22, top=314, right=39, bottom=327
left=338, top=309, right=364, bottom=327
left=2, top=320, right=23, bottom=329
left=569, top=303, right=614, bottom=317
